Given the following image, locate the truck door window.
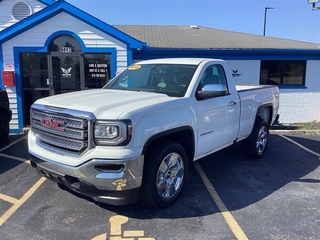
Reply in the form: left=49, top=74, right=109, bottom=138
left=199, top=64, right=229, bottom=93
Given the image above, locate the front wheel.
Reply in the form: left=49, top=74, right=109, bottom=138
left=243, top=117, right=269, bottom=158
left=139, top=140, right=189, bottom=208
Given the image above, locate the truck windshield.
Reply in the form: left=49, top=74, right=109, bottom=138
left=103, top=64, right=197, bottom=97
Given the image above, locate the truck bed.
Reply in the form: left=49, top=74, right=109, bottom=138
left=236, top=84, right=277, bottom=92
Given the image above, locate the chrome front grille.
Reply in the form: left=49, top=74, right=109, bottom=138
left=31, top=110, right=89, bottom=154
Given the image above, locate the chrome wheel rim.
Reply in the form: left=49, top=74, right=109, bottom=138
left=156, top=152, right=184, bottom=200
left=256, top=125, right=268, bottom=155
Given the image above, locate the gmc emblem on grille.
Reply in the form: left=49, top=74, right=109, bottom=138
left=41, top=118, right=65, bottom=131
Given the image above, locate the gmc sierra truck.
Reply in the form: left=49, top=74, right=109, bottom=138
left=28, top=58, right=279, bottom=208
left=0, top=89, right=12, bottom=141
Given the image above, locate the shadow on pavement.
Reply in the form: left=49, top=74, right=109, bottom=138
left=58, top=134, right=320, bottom=220
left=282, top=134, right=320, bottom=154
left=0, top=133, right=28, bottom=174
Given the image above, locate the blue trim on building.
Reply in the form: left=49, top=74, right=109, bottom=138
left=0, top=48, right=3, bottom=89
left=44, top=30, right=86, bottom=51
left=38, top=0, right=55, bottom=5
left=13, top=47, right=45, bottom=131
left=0, top=1, right=145, bottom=50
left=83, top=48, right=117, bottom=78
left=278, top=85, right=308, bottom=89
left=127, top=50, right=133, bottom=66
left=135, top=48, right=320, bottom=61
left=44, top=31, right=118, bottom=77
left=10, top=129, right=24, bottom=135
left=11, top=41, right=118, bottom=129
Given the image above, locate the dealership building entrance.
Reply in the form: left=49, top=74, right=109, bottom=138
left=0, top=0, right=144, bottom=134
left=20, top=35, right=111, bottom=125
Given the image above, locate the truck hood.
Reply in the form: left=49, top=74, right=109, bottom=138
left=34, top=89, right=176, bottom=119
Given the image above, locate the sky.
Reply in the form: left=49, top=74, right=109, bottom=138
left=66, top=0, right=320, bottom=44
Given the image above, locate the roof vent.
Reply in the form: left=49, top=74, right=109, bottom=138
left=12, top=2, right=32, bottom=20
left=190, top=25, right=199, bottom=29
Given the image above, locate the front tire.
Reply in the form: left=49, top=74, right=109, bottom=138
left=244, top=117, right=269, bottom=158
left=0, top=112, right=9, bottom=141
left=140, top=140, right=189, bottom=208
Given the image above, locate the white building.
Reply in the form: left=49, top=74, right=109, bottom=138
left=0, top=0, right=319, bottom=134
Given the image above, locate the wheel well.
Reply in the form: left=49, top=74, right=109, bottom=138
left=257, top=106, right=272, bottom=126
left=143, top=129, right=195, bottom=165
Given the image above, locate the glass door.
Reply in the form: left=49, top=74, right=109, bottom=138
left=48, top=53, right=84, bottom=95
left=21, top=53, right=50, bottom=125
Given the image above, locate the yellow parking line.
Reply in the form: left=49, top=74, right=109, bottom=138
left=194, top=161, right=248, bottom=240
left=0, top=194, right=19, bottom=204
left=0, top=177, right=46, bottom=227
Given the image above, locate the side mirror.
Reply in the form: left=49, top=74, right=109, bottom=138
left=197, top=84, right=227, bottom=99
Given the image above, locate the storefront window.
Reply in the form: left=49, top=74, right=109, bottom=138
left=260, top=60, right=306, bottom=86
left=49, top=35, right=82, bottom=52
left=84, top=54, right=111, bottom=88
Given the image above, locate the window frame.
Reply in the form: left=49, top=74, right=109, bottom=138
left=260, top=60, right=306, bottom=86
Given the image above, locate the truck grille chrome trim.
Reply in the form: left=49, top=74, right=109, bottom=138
left=34, top=129, right=87, bottom=152
left=31, top=107, right=93, bottom=155
left=32, top=119, right=87, bottom=140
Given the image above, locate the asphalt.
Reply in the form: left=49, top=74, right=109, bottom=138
left=0, top=130, right=320, bottom=240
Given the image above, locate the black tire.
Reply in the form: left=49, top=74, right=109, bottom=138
left=139, top=140, right=189, bottom=208
left=243, top=117, right=269, bottom=158
left=0, top=112, right=9, bottom=141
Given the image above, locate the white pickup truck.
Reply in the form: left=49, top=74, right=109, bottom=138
left=28, top=58, right=279, bottom=208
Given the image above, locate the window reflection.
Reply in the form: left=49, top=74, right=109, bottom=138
left=50, top=35, right=82, bottom=52
left=260, top=60, right=306, bottom=86
left=84, top=54, right=111, bottom=88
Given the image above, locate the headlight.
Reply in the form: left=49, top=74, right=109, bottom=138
left=94, top=120, right=131, bottom=146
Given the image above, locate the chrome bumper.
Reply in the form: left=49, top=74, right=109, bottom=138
left=29, top=152, right=144, bottom=205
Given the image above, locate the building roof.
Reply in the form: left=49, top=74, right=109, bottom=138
left=0, top=1, right=144, bottom=49
left=114, top=25, right=320, bottom=50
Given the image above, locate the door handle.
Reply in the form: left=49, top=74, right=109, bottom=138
left=229, top=101, right=237, bottom=106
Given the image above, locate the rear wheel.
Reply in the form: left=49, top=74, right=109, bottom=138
left=140, top=140, right=189, bottom=208
left=244, top=117, right=269, bottom=158
left=0, top=112, right=9, bottom=141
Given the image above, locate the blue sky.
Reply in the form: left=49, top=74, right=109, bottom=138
left=67, top=0, right=320, bottom=44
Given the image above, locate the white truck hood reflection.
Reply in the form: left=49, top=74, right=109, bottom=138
left=35, top=89, right=176, bottom=119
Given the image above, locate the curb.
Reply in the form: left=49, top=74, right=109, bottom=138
left=270, top=129, right=320, bottom=135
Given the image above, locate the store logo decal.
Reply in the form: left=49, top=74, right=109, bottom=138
left=61, top=67, right=72, bottom=78
left=232, top=69, right=241, bottom=77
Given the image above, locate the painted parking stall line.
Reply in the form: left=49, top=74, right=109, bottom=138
left=278, top=134, right=320, bottom=157
left=0, top=177, right=46, bottom=227
left=0, top=193, right=19, bottom=204
left=0, top=135, right=27, bottom=152
left=0, top=135, right=30, bottom=163
left=0, top=153, right=30, bottom=164
left=194, top=161, right=249, bottom=240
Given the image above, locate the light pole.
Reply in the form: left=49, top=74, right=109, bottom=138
left=263, top=7, right=275, bottom=36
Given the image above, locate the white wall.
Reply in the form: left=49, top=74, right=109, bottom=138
left=277, top=60, right=320, bottom=123
left=226, top=60, right=320, bottom=123
left=226, top=60, right=261, bottom=85
left=2, top=12, right=129, bottom=130
left=0, top=0, right=45, bottom=31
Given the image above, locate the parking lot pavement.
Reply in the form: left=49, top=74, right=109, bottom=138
left=0, top=132, right=320, bottom=240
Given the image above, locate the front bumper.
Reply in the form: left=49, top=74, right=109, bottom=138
left=29, top=152, right=144, bottom=205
